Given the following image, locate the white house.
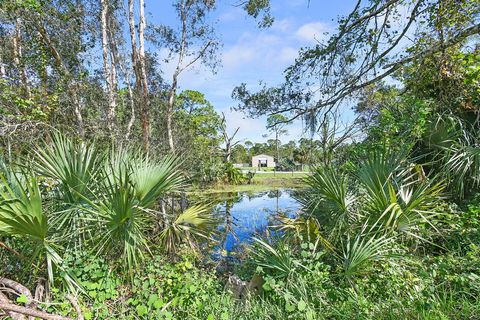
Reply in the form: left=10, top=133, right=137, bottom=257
left=251, top=154, right=275, bottom=168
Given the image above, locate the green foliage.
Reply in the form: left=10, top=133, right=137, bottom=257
left=83, top=167, right=151, bottom=272
left=1, top=133, right=216, bottom=287
left=223, top=162, right=245, bottom=185
left=33, top=133, right=102, bottom=204
left=0, top=173, right=70, bottom=286
left=301, top=166, right=353, bottom=235
left=158, top=204, right=217, bottom=253
left=174, top=90, right=223, bottom=184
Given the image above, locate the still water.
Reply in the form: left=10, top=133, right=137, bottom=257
left=212, top=189, right=301, bottom=253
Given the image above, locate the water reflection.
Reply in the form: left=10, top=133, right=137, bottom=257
left=212, top=189, right=301, bottom=253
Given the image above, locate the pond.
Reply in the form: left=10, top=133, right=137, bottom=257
left=211, top=189, right=302, bottom=255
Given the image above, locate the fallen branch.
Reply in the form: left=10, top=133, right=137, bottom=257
left=0, top=241, right=21, bottom=256
left=0, top=277, right=33, bottom=305
left=0, top=278, right=82, bottom=320
left=0, top=302, right=72, bottom=320
left=66, top=295, right=83, bottom=320
left=0, top=291, right=25, bottom=320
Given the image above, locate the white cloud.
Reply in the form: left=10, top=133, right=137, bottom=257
left=271, top=18, right=294, bottom=32
left=295, top=22, right=332, bottom=43
left=218, top=7, right=244, bottom=23
left=278, top=47, right=298, bottom=63
left=222, top=44, right=256, bottom=70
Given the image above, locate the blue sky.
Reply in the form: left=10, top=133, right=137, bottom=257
left=145, top=0, right=357, bottom=143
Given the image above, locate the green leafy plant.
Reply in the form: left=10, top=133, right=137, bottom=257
left=159, top=204, right=217, bottom=253
left=0, top=173, right=74, bottom=287
left=224, top=162, right=245, bottom=185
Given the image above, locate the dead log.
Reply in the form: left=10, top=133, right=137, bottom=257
left=0, top=291, right=26, bottom=320
left=0, top=302, right=72, bottom=320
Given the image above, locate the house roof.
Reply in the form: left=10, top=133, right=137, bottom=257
left=252, top=154, right=274, bottom=158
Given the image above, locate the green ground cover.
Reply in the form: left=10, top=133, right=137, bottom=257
left=194, top=172, right=308, bottom=193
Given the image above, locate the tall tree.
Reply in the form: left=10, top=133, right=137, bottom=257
left=128, top=0, right=150, bottom=151
left=154, top=0, right=218, bottom=153
left=101, top=0, right=117, bottom=135
left=220, top=113, right=240, bottom=163
left=266, top=114, right=289, bottom=164
left=233, top=0, right=480, bottom=127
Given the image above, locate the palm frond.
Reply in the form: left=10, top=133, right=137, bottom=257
left=106, top=149, right=184, bottom=207
left=275, top=215, right=337, bottom=254
left=158, top=204, right=217, bottom=253
left=33, top=133, right=103, bottom=203
left=0, top=174, right=69, bottom=286
left=301, top=166, right=355, bottom=234
left=442, top=144, right=480, bottom=198
left=82, top=167, right=150, bottom=272
left=342, top=228, right=395, bottom=277
left=251, top=237, right=303, bottom=279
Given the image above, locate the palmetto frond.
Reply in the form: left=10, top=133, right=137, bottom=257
left=251, top=237, right=304, bottom=279
left=82, top=167, right=150, bottom=272
left=106, top=149, right=184, bottom=207
left=158, top=204, right=217, bottom=253
left=275, top=215, right=337, bottom=254
left=301, top=166, right=355, bottom=235
left=0, top=174, right=71, bottom=286
left=442, top=144, right=480, bottom=198
left=357, top=151, right=444, bottom=235
left=33, top=133, right=103, bottom=203
left=342, top=227, right=395, bottom=278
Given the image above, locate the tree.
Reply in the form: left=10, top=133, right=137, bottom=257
left=101, top=0, right=117, bottom=135
left=174, top=90, right=222, bottom=180
left=233, top=0, right=480, bottom=128
left=220, top=112, right=240, bottom=163
left=266, top=114, right=289, bottom=164
left=0, top=0, right=95, bottom=138
left=128, top=0, right=150, bottom=151
left=153, top=0, right=219, bottom=153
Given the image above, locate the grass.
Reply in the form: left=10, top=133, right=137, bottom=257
left=194, top=172, right=308, bottom=194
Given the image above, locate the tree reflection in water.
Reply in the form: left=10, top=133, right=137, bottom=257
left=211, top=189, right=300, bottom=270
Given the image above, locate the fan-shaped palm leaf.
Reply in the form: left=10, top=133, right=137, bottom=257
left=82, top=168, right=150, bottom=271
left=342, top=228, right=394, bottom=278
left=0, top=174, right=73, bottom=286
left=250, top=237, right=302, bottom=279
left=275, top=215, right=337, bottom=254
left=158, top=204, right=217, bottom=253
left=106, top=149, right=184, bottom=207
left=301, top=166, right=355, bottom=235
left=442, top=144, right=480, bottom=198
left=33, top=133, right=103, bottom=203
left=33, top=134, right=103, bottom=247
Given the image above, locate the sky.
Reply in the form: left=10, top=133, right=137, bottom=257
left=145, top=0, right=357, bottom=144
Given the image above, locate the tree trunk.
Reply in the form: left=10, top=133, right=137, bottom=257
left=138, top=0, right=150, bottom=152
left=33, top=17, right=84, bottom=136
left=128, top=0, right=150, bottom=152
left=101, top=0, right=117, bottom=135
left=225, top=142, right=231, bottom=162
left=70, top=84, right=85, bottom=137
left=166, top=76, right=177, bottom=153
left=275, top=129, right=279, bottom=165
left=0, top=51, right=6, bottom=78
left=120, top=59, right=135, bottom=141
left=12, top=18, right=30, bottom=98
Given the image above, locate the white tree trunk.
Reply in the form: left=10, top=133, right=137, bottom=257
left=101, top=0, right=117, bottom=134
left=128, top=0, right=150, bottom=152
left=166, top=78, right=177, bottom=153
left=12, top=18, right=30, bottom=98
left=0, top=52, right=6, bottom=78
